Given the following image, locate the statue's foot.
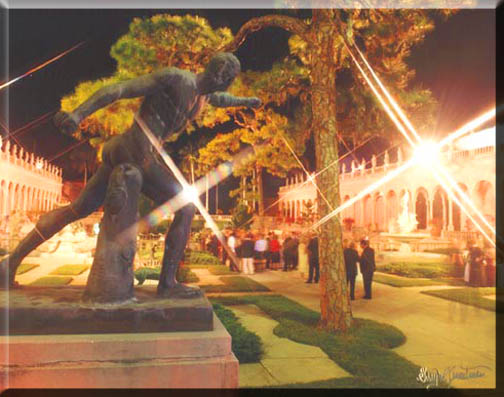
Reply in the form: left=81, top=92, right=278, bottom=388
left=157, top=283, right=203, bottom=299
left=0, top=255, right=20, bottom=289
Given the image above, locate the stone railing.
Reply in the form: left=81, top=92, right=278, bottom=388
left=279, top=142, right=494, bottom=188
left=0, top=136, right=63, bottom=182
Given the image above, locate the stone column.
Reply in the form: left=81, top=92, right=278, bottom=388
left=447, top=198, right=454, bottom=231
left=360, top=200, right=365, bottom=228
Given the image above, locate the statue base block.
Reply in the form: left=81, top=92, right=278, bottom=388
left=0, top=285, right=213, bottom=335
left=0, top=313, right=239, bottom=389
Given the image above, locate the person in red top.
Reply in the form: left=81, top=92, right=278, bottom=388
left=269, top=233, right=281, bottom=269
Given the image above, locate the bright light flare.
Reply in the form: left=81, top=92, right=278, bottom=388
left=343, top=40, right=417, bottom=147
left=0, top=42, right=85, bottom=91
left=354, top=44, right=421, bottom=144
left=134, top=115, right=241, bottom=269
left=310, top=158, right=416, bottom=231
left=435, top=166, right=496, bottom=238
left=345, top=38, right=498, bottom=248
left=182, top=186, right=200, bottom=204
left=437, top=108, right=496, bottom=149
left=432, top=170, right=495, bottom=248
left=413, top=141, right=440, bottom=167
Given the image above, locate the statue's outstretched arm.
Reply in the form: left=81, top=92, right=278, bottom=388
left=207, top=92, right=262, bottom=109
left=72, top=69, right=176, bottom=122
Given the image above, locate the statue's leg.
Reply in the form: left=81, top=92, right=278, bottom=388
left=0, top=164, right=112, bottom=287
left=141, top=160, right=200, bottom=298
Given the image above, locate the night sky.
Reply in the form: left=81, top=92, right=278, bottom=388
left=0, top=8, right=496, bottom=212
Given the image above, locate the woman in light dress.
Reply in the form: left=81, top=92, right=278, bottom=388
left=298, top=235, right=309, bottom=279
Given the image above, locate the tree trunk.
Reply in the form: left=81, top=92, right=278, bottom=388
left=205, top=174, right=209, bottom=211
left=216, top=182, right=219, bottom=214
left=252, top=167, right=256, bottom=212
left=257, top=165, right=264, bottom=217
left=311, top=9, right=352, bottom=332
left=83, top=163, right=143, bottom=303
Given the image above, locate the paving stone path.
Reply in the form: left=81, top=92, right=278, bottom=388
left=231, top=304, right=350, bottom=387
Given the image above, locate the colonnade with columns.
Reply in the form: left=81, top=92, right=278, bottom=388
left=0, top=137, right=63, bottom=218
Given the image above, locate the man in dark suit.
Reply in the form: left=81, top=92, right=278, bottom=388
left=359, top=239, right=376, bottom=299
left=343, top=240, right=359, bottom=300
left=306, top=235, right=319, bottom=283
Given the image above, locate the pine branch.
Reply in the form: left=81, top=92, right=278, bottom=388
left=220, top=15, right=311, bottom=53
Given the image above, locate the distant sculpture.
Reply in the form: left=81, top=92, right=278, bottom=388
left=396, top=192, right=418, bottom=234
left=0, top=52, right=261, bottom=300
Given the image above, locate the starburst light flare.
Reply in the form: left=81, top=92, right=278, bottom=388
left=140, top=148, right=252, bottom=230
left=354, top=43, right=422, bottom=144
left=432, top=170, right=496, bottom=248
left=346, top=38, right=497, bottom=246
left=0, top=42, right=85, bottom=91
left=134, top=114, right=240, bottom=269
left=343, top=40, right=417, bottom=147
left=310, top=158, right=417, bottom=231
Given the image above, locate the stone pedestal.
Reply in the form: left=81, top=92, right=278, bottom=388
left=0, top=286, right=213, bottom=335
left=0, top=314, right=238, bottom=389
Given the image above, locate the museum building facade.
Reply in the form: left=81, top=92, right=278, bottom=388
left=0, top=137, right=63, bottom=218
left=278, top=127, right=496, bottom=236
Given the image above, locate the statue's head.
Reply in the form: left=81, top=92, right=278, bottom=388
left=200, top=52, right=240, bottom=93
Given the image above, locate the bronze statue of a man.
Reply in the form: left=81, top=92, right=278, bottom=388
left=0, top=52, right=261, bottom=298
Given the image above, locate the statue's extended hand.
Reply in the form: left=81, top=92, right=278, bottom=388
left=247, top=97, right=262, bottom=108
left=54, top=111, right=79, bottom=135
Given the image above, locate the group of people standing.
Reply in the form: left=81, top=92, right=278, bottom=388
left=282, top=232, right=320, bottom=284
left=343, top=239, right=376, bottom=300
left=464, top=240, right=495, bottom=287
left=206, top=229, right=320, bottom=280
left=207, top=229, right=376, bottom=300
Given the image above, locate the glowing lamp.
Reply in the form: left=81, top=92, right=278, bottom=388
left=35, top=161, right=43, bottom=170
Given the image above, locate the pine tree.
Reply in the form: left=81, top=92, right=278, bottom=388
left=221, top=7, right=452, bottom=332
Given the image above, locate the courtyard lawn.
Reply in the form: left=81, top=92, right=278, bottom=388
left=30, top=276, right=73, bottom=287
left=50, top=265, right=89, bottom=276
left=202, top=277, right=270, bottom=293
left=211, top=295, right=436, bottom=388
left=377, top=261, right=461, bottom=279
left=134, top=266, right=199, bottom=285
left=421, top=287, right=501, bottom=312
left=186, top=250, right=222, bottom=266
left=212, top=303, right=263, bottom=363
left=15, top=263, right=39, bottom=275
left=373, top=273, right=445, bottom=288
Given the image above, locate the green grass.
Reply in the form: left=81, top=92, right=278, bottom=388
left=212, top=303, right=263, bottom=363
left=49, top=265, right=89, bottom=276
left=15, top=263, right=39, bottom=275
left=211, top=295, right=435, bottom=388
left=374, top=273, right=445, bottom=288
left=134, top=266, right=199, bottom=285
left=421, top=287, right=500, bottom=312
left=29, top=276, right=73, bottom=286
left=377, top=261, right=462, bottom=279
left=207, top=265, right=235, bottom=275
left=202, top=276, right=270, bottom=293
left=186, top=250, right=222, bottom=266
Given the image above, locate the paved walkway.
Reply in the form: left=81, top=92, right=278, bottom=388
left=233, top=304, right=350, bottom=387
left=245, top=270, right=497, bottom=389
